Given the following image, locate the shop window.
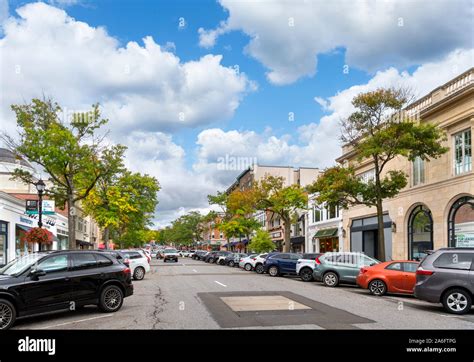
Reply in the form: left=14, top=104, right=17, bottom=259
left=408, top=205, right=433, bottom=260
left=448, top=196, right=474, bottom=247
left=412, top=156, right=425, bottom=186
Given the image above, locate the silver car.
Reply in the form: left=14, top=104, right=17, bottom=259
left=414, top=247, right=474, bottom=314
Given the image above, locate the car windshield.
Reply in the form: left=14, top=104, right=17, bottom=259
left=0, top=253, right=47, bottom=276
left=164, top=249, right=177, bottom=253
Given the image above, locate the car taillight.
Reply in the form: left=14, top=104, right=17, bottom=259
left=315, top=256, right=322, bottom=264
left=416, top=269, right=434, bottom=276
left=240, top=259, right=243, bottom=262
left=359, top=267, right=368, bottom=274
left=252, top=258, right=256, bottom=261
left=123, top=267, right=131, bottom=275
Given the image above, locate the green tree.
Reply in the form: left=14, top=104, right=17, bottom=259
left=3, top=98, right=126, bottom=249
left=253, top=175, right=308, bottom=252
left=248, top=229, right=275, bottom=253
left=310, top=87, right=448, bottom=261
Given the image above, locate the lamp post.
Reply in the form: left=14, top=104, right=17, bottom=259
left=35, top=179, right=46, bottom=228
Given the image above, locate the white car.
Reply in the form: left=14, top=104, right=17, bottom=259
left=253, top=253, right=270, bottom=274
left=163, top=248, right=179, bottom=262
left=296, top=253, right=324, bottom=282
left=120, top=249, right=151, bottom=280
left=239, top=254, right=258, bottom=271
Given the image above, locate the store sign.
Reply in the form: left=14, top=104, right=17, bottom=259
left=25, top=200, right=38, bottom=213
left=42, top=200, right=55, bottom=215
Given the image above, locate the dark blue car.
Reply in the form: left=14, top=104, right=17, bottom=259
left=263, top=252, right=302, bottom=277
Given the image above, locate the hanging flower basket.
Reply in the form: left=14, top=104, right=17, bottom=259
left=22, top=227, right=53, bottom=245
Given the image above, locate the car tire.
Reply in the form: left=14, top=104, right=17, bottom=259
left=0, top=299, right=16, bottom=330
left=99, top=285, right=124, bottom=313
left=163, top=259, right=167, bottom=263
left=255, top=264, right=264, bottom=274
left=368, top=279, right=387, bottom=296
left=322, top=272, right=339, bottom=287
left=268, top=265, right=280, bottom=277
left=442, top=288, right=472, bottom=315
left=299, top=267, right=314, bottom=282
left=244, top=263, right=252, bottom=271
left=219, top=260, right=225, bottom=265
left=229, top=261, right=235, bottom=267
left=133, top=266, right=145, bottom=281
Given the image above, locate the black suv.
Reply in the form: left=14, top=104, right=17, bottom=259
left=0, top=250, right=134, bottom=330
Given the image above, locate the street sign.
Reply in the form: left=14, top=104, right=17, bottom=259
left=25, top=200, right=55, bottom=215
left=25, top=200, right=38, bottom=214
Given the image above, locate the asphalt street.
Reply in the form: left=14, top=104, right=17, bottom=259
left=12, top=257, right=474, bottom=330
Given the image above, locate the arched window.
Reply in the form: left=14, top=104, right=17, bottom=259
left=408, top=205, right=433, bottom=260
left=448, top=196, right=474, bottom=247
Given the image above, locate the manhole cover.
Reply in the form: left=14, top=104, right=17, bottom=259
left=220, top=295, right=311, bottom=312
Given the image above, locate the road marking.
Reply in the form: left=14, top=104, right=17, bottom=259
left=38, top=313, right=114, bottom=329
left=181, top=263, right=186, bottom=266
left=214, top=281, right=227, bottom=287
left=192, top=269, right=197, bottom=273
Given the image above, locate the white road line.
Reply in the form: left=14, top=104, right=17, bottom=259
left=192, top=269, right=197, bottom=273
left=214, top=281, right=227, bottom=287
left=38, top=313, right=114, bottom=329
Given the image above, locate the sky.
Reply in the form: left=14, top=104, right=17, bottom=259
left=0, top=0, right=473, bottom=226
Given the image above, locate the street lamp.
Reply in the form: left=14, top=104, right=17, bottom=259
left=35, top=179, right=46, bottom=228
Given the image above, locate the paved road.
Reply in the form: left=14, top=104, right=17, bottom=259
left=12, top=258, right=474, bottom=330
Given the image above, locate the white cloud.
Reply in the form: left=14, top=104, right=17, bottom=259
left=0, top=2, right=253, bottom=135
left=200, top=0, right=473, bottom=84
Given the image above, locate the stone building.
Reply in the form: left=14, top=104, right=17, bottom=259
left=337, top=68, right=473, bottom=261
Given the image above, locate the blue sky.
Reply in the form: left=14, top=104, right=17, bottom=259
left=1, top=0, right=472, bottom=224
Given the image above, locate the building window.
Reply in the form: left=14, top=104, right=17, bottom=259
left=408, top=205, right=433, bottom=260
left=454, top=129, right=472, bottom=175
left=448, top=196, right=474, bottom=247
left=312, top=206, right=321, bottom=223
left=328, top=205, right=339, bottom=219
left=359, top=168, right=376, bottom=184
left=412, top=156, right=425, bottom=186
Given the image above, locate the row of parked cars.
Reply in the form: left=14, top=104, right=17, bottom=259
left=0, top=247, right=154, bottom=330
left=191, top=247, right=474, bottom=315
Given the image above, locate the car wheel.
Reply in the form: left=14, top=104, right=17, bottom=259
left=268, top=265, right=279, bottom=277
left=208, top=258, right=213, bottom=263
left=323, top=272, right=339, bottom=287
left=133, top=266, right=145, bottom=281
left=0, top=299, right=16, bottom=330
left=219, top=260, right=225, bottom=265
left=229, top=261, right=235, bottom=267
left=442, top=289, right=472, bottom=315
left=244, top=263, right=252, bottom=271
left=255, top=264, right=264, bottom=274
left=368, top=279, right=387, bottom=296
left=99, top=285, right=124, bottom=313
left=300, top=268, right=313, bottom=282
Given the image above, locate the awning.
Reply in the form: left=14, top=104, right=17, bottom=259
left=290, top=236, right=305, bottom=245
left=16, top=224, right=32, bottom=232
left=76, top=240, right=93, bottom=247
left=314, top=228, right=338, bottom=239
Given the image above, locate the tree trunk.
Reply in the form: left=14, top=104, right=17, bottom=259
left=67, top=195, right=76, bottom=250
left=376, top=198, right=386, bottom=261
left=282, top=217, right=291, bottom=253
left=103, top=227, right=110, bottom=250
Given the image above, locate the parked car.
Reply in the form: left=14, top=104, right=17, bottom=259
left=156, top=250, right=165, bottom=259
left=197, top=251, right=210, bottom=261
left=0, top=251, right=133, bottom=330
left=150, top=250, right=158, bottom=259
left=187, top=250, right=196, bottom=258
left=119, top=250, right=151, bottom=280
left=239, top=254, right=258, bottom=270
left=192, top=250, right=205, bottom=260
left=163, top=248, right=179, bottom=262
left=204, top=251, right=220, bottom=263
left=313, top=252, right=380, bottom=287
left=263, top=253, right=303, bottom=277
left=296, top=253, right=324, bottom=282
left=414, top=248, right=474, bottom=315
left=98, top=250, right=129, bottom=267
left=356, top=260, right=419, bottom=295
left=214, top=251, right=233, bottom=265
left=254, top=253, right=275, bottom=274
left=225, top=253, right=246, bottom=267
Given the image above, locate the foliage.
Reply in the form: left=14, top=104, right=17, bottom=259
left=248, top=229, right=275, bottom=253
left=3, top=98, right=126, bottom=249
left=311, top=87, right=448, bottom=260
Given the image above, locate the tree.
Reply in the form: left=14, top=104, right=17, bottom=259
left=310, top=87, right=448, bottom=261
left=253, top=175, right=308, bottom=252
left=248, top=229, right=275, bottom=253
left=3, top=98, right=126, bottom=249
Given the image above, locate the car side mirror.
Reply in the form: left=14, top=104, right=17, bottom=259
left=30, top=269, right=46, bottom=279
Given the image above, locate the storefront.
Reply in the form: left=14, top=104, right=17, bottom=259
left=313, top=228, right=339, bottom=253
left=290, top=236, right=305, bottom=253
left=350, top=214, right=393, bottom=260
left=448, top=196, right=474, bottom=247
